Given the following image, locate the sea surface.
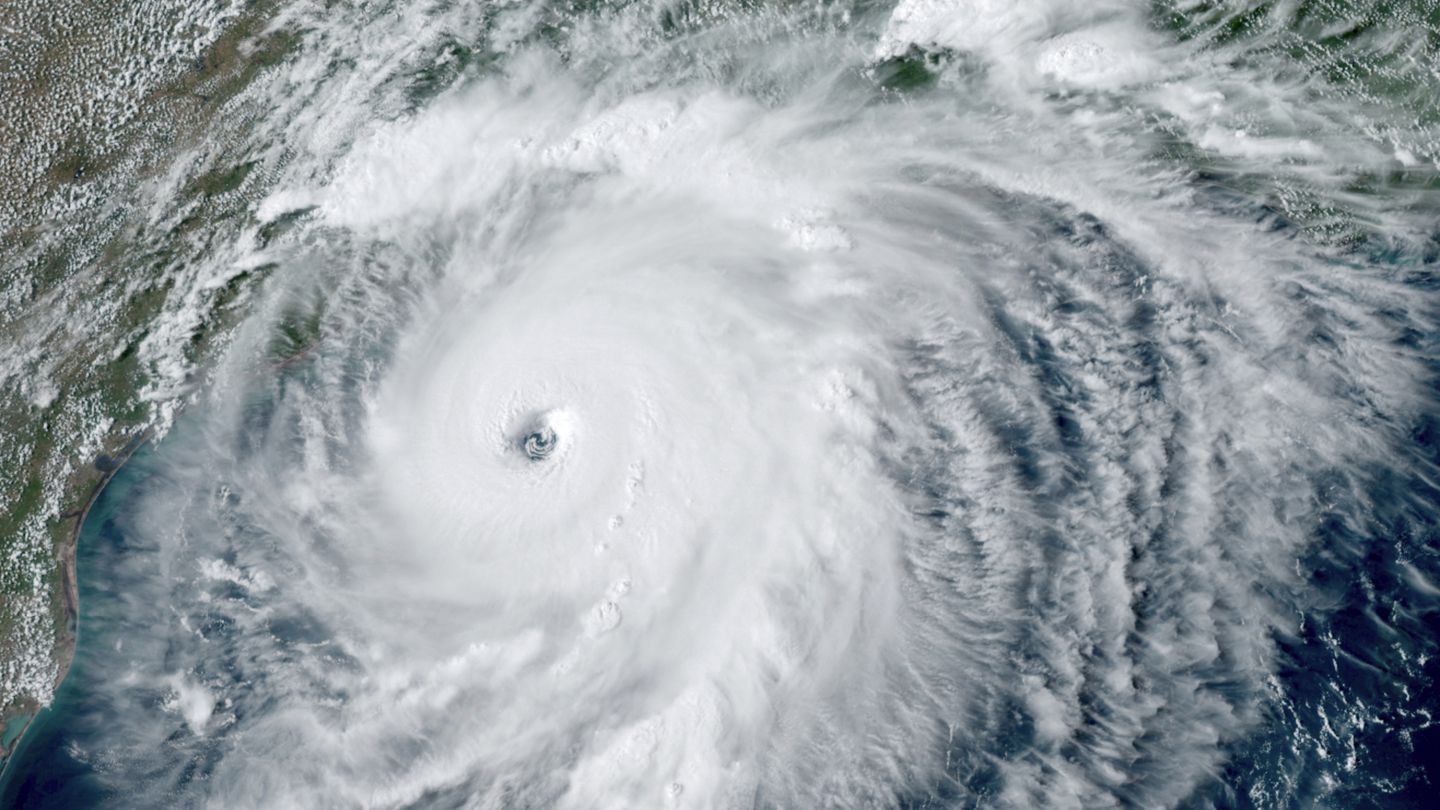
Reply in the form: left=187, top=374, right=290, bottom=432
left=2, top=0, right=1439, bottom=808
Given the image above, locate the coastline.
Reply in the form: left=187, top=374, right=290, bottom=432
left=0, top=1, right=293, bottom=763
left=0, top=430, right=152, bottom=782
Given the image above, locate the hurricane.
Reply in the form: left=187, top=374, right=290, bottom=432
left=1, top=0, right=1437, bottom=808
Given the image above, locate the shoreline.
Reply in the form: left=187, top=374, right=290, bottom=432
left=0, top=430, right=152, bottom=783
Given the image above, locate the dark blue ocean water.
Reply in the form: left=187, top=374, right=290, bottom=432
left=0, top=446, right=158, bottom=809
left=4, top=383, right=1439, bottom=808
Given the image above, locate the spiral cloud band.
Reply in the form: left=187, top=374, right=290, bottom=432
left=5, top=0, right=1437, bottom=808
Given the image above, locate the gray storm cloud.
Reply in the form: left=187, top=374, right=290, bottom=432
left=10, top=0, right=1436, bottom=808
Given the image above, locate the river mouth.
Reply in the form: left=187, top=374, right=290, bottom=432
left=2, top=0, right=1439, bottom=808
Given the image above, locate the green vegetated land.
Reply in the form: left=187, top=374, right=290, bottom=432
left=1154, top=0, right=1440, bottom=246
left=1, top=0, right=1436, bottom=773
left=0, top=0, right=297, bottom=766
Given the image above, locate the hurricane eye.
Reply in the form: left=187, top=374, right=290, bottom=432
left=522, top=426, right=558, bottom=461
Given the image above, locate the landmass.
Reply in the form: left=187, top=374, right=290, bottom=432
left=0, top=0, right=293, bottom=771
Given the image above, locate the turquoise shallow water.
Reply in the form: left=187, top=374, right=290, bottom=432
left=1, top=715, right=30, bottom=752
left=3, top=295, right=1439, bottom=809
left=0, top=444, right=157, bottom=808
left=3, top=1, right=1440, bottom=807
